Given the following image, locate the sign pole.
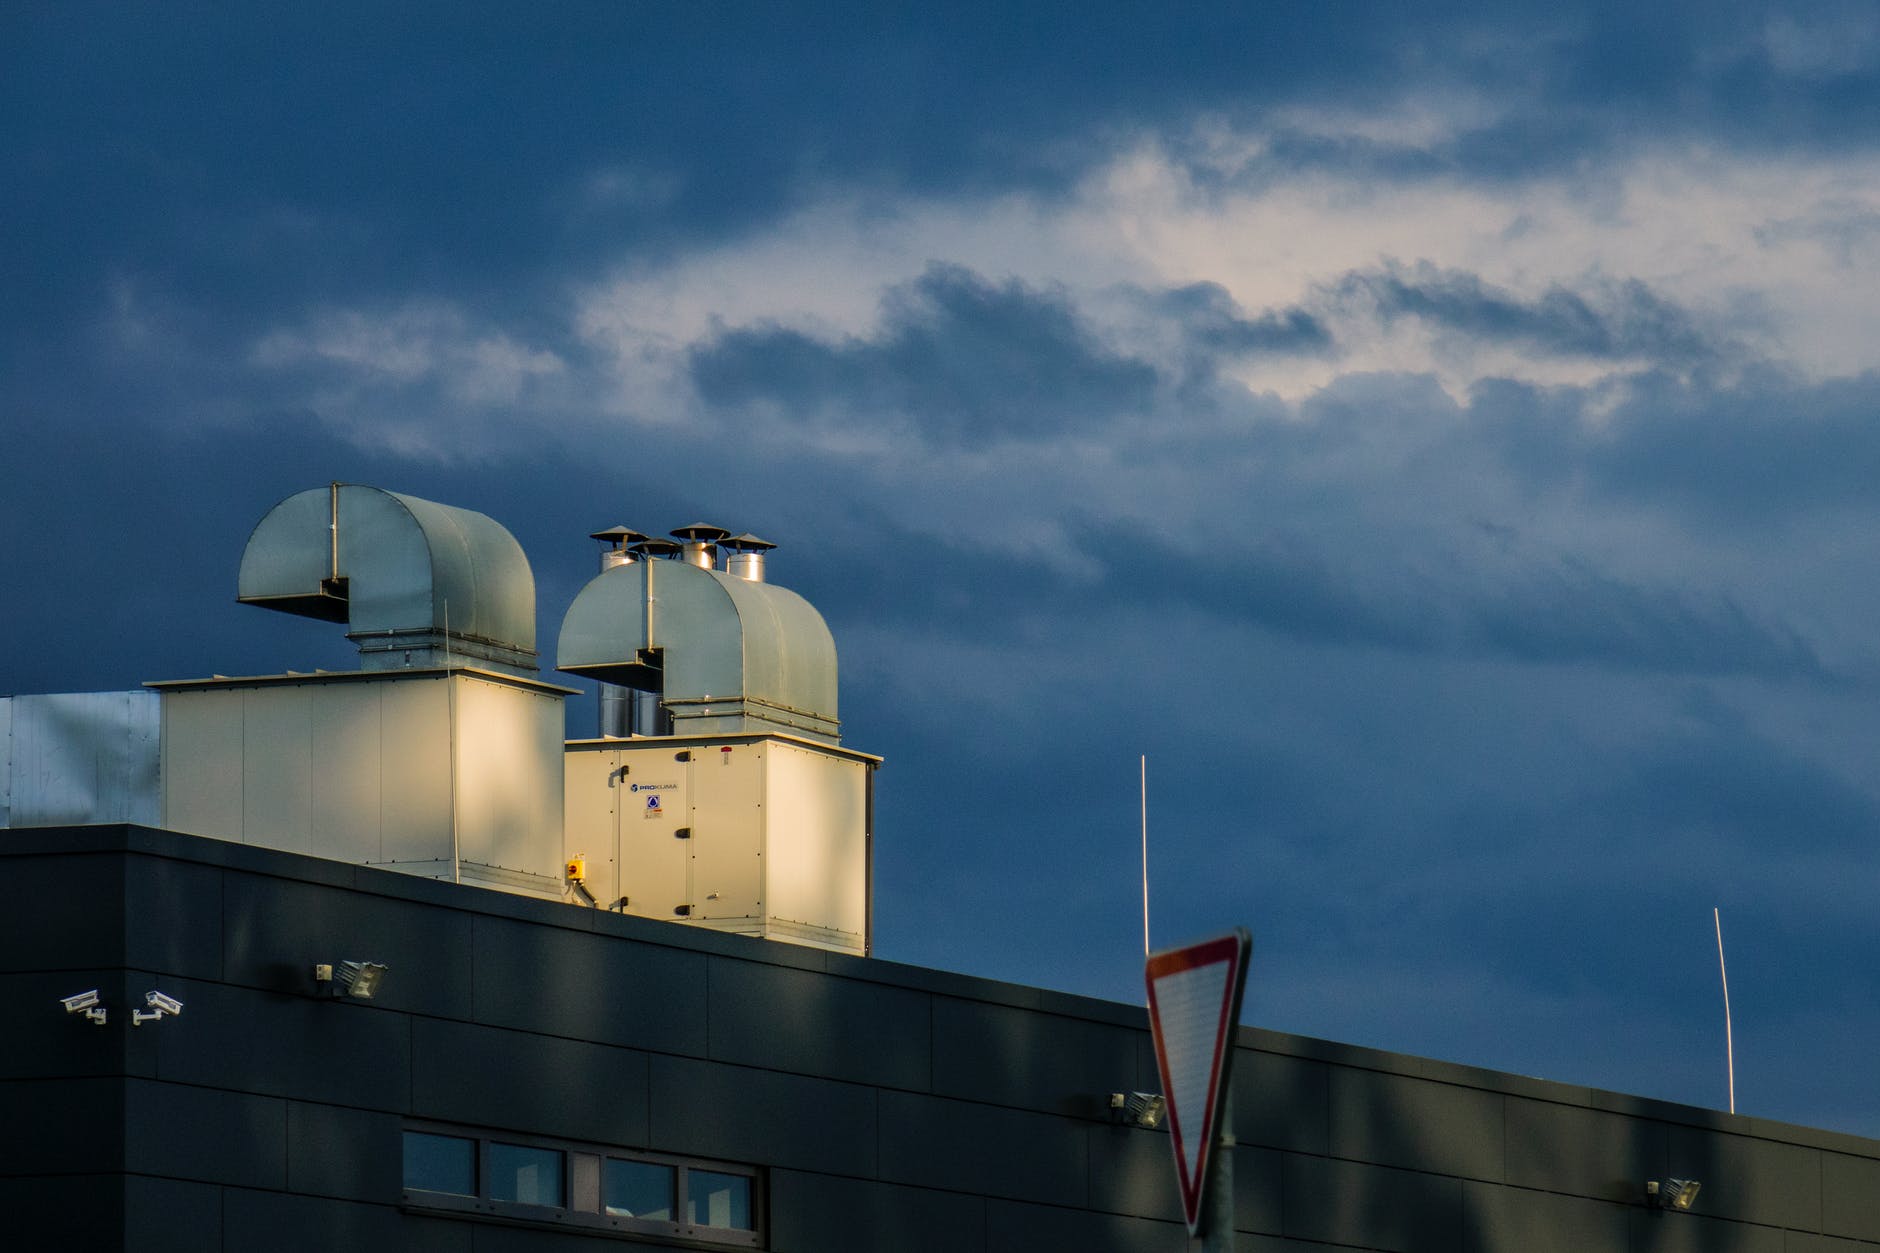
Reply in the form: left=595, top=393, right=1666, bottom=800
left=1187, top=1079, right=1235, bottom=1251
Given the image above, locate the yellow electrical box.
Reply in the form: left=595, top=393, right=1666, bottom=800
left=565, top=855, right=586, bottom=882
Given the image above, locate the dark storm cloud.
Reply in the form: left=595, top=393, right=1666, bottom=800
left=1334, top=262, right=1724, bottom=365
left=1468, top=369, right=1880, bottom=526
left=688, top=263, right=1158, bottom=442
left=1151, top=282, right=1334, bottom=357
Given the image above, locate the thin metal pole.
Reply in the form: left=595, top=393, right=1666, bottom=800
left=1189, top=1080, right=1236, bottom=1252
left=446, top=600, right=460, bottom=886
left=1715, top=906, right=1735, bottom=1114
left=1140, top=755, right=1150, bottom=957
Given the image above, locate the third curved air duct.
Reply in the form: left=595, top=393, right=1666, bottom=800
left=557, top=537, right=841, bottom=744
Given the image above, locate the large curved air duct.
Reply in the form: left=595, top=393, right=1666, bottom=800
left=238, top=483, right=538, bottom=675
left=558, top=557, right=840, bottom=743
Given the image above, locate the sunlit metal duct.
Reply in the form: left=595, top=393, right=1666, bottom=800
left=237, top=483, right=538, bottom=676
left=721, top=534, right=777, bottom=583
left=671, top=523, right=731, bottom=570
left=557, top=552, right=840, bottom=743
left=590, top=527, right=647, bottom=738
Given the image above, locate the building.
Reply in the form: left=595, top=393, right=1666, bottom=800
left=6, top=485, right=1880, bottom=1251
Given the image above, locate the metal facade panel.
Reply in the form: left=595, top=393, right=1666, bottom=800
left=1823, top=1151, right=1880, bottom=1240
left=769, top=1170, right=988, bottom=1253
left=0, top=691, right=159, bottom=827
left=1458, top=1181, right=1630, bottom=1252
left=1503, top=1096, right=1666, bottom=1201
left=706, top=957, right=931, bottom=1089
left=0, top=853, right=127, bottom=971
left=311, top=679, right=386, bottom=863
left=411, top=1017, right=651, bottom=1148
left=649, top=1053, right=879, bottom=1178
left=931, top=996, right=1137, bottom=1118
left=220, top=1190, right=466, bottom=1253
left=286, top=1100, right=403, bottom=1202
left=220, top=871, right=476, bottom=1020
left=1280, top=1154, right=1463, bottom=1253
left=1328, top=1068, right=1507, bottom=1183
left=984, top=1199, right=1185, bottom=1253
left=563, top=747, right=624, bottom=906
left=452, top=675, right=564, bottom=886
left=241, top=683, right=316, bottom=853
left=877, top=1090, right=1089, bottom=1206
left=122, top=1177, right=224, bottom=1253
left=471, top=916, right=709, bottom=1057
left=161, top=687, right=246, bottom=839
left=763, top=742, right=867, bottom=939
left=151, top=978, right=411, bottom=1110
left=1666, top=1121, right=1822, bottom=1231
left=614, top=743, right=693, bottom=918
left=124, top=855, right=225, bottom=980
left=689, top=740, right=764, bottom=920
left=124, top=1078, right=288, bottom=1190
left=1231, top=1048, right=1332, bottom=1155
left=376, top=676, right=453, bottom=864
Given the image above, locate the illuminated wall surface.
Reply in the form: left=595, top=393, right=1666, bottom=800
left=6, top=825, right=1880, bottom=1252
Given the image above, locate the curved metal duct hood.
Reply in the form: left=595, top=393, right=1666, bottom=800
left=238, top=484, right=538, bottom=676
left=557, top=558, right=840, bottom=743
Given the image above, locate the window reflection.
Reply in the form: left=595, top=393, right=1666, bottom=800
left=402, top=1131, right=475, bottom=1196
left=604, top=1158, right=675, bottom=1220
left=689, top=1169, right=753, bottom=1230
left=489, top=1142, right=563, bottom=1207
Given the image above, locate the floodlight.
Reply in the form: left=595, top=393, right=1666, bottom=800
left=1108, top=1091, right=1167, bottom=1129
left=61, top=990, right=107, bottom=1025
left=1648, top=1178, right=1701, bottom=1210
left=315, top=960, right=389, bottom=1000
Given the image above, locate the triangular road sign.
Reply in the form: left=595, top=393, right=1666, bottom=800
left=1145, top=929, right=1251, bottom=1236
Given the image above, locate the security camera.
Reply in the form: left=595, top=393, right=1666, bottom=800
left=144, top=991, right=184, bottom=1017
left=61, top=990, right=107, bottom=1025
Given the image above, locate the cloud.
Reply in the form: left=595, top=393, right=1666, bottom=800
left=1331, top=261, right=1725, bottom=367
left=687, top=262, right=1159, bottom=445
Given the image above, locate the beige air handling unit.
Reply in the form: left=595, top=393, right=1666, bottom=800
left=558, top=534, right=877, bottom=953
left=154, top=484, right=572, bottom=897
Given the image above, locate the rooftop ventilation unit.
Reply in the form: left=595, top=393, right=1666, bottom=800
left=237, top=483, right=538, bottom=677
left=557, top=536, right=840, bottom=743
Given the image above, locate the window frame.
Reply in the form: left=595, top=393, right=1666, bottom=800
left=401, top=1123, right=763, bottom=1248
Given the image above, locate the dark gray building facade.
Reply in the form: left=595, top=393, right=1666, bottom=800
left=8, top=823, right=1880, bottom=1253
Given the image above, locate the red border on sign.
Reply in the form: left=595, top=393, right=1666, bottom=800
left=1145, top=929, right=1251, bottom=1235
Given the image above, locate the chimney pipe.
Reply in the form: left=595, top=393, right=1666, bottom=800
left=722, top=533, right=778, bottom=583
left=671, top=523, right=731, bottom=571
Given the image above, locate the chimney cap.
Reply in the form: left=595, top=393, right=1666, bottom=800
left=590, top=525, right=647, bottom=546
left=671, top=522, right=731, bottom=543
left=629, top=536, right=683, bottom=558
left=721, top=533, right=777, bottom=554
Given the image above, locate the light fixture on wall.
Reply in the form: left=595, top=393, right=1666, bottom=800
left=1109, top=1091, right=1167, bottom=1129
left=314, top=960, right=389, bottom=1000
left=60, top=989, right=107, bottom=1026
left=1647, top=1178, right=1702, bottom=1210
left=132, top=990, right=183, bottom=1026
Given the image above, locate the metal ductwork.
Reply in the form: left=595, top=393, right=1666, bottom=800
left=237, top=483, right=538, bottom=676
left=557, top=549, right=840, bottom=743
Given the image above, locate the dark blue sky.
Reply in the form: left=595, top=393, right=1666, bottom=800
left=10, top=2, right=1880, bottom=1136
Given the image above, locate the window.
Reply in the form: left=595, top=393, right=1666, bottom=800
left=403, top=1132, right=476, bottom=1197
left=604, top=1158, right=674, bottom=1221
left=402, top=1127, right=760, bottom=1247
left=489, top=1142, right=563, bottom=1207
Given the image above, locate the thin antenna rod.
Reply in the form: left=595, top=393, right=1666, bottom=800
left=1140, top=755, right=1150, bottom=957
left=1715, top=906, right=1735, bottom=1114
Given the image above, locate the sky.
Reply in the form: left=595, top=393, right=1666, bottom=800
left=8, top=2, right=1880, bottom=1137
